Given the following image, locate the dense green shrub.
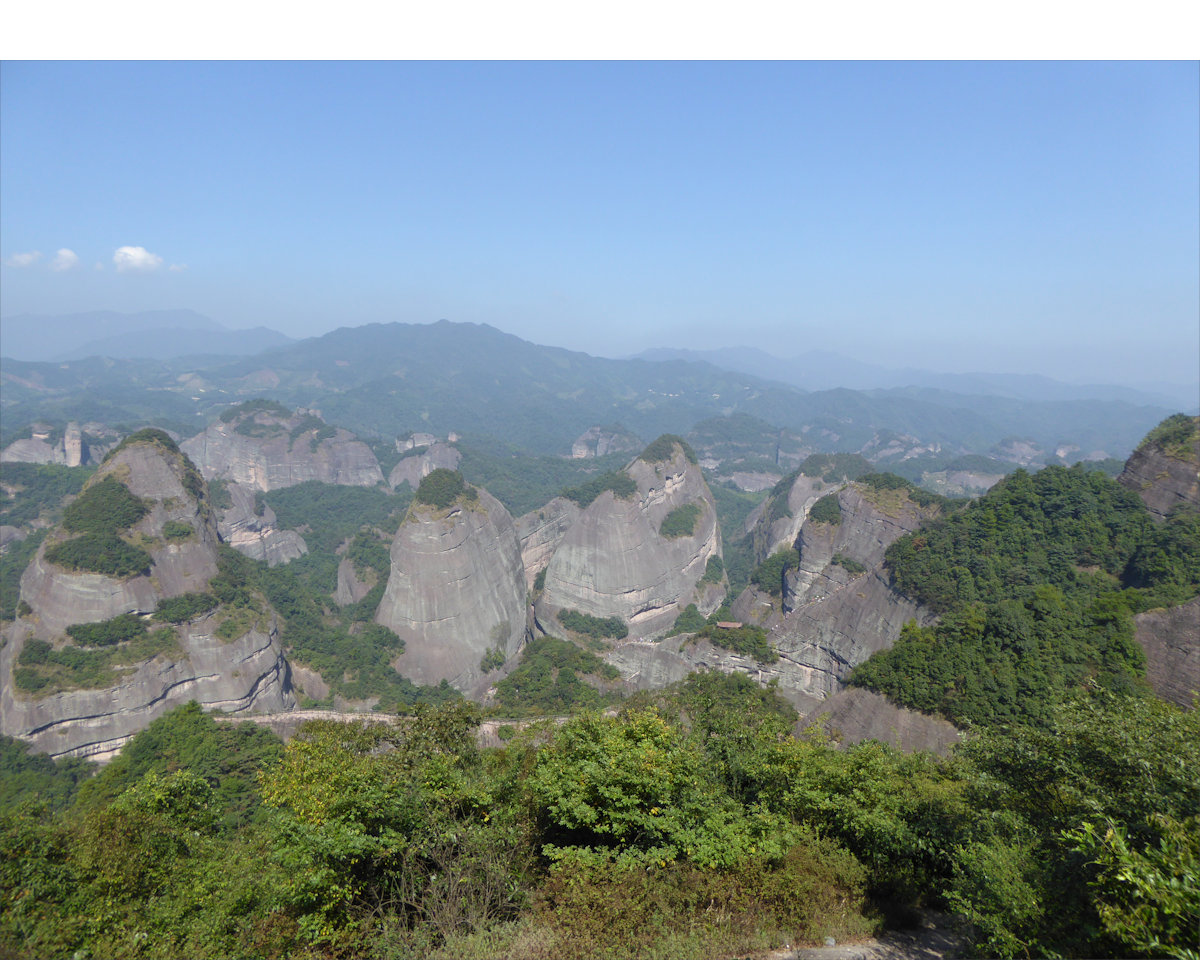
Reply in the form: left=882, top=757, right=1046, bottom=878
left=750, top=548, right=799, bottom=597
left=1139, top=413, right=1198, bottom=459
left=0, top=530, right=45, bottom=621
left=161, top=520, right=193, bottom=542
left=659, top=502, right=702, bottom=538
left=66, top=613, right=147, bottom=647
left=62, top=477, right=147, bottom=535
left=206, top=476, right=233, bottom=510
left=797, top=452, right=873, bottom=482
left=831, top=553, right=866, bottom=575
left=667, top=603, right=707, bottom=636
left=414, top=468, right=469, bottom=509
left=560, top=469, right=637, bottom=508
left=701, top=554, right=725, bottom=584
left=219, top=398, right=291, bottom=423
left=14, top=627, right=179, bottom=694
left=45, top=534, right=152, bottom=578
left=0, top=462, right=93, bottom=527
left=639, top=433, right=698, bottom=464
left=809, top=493, right=842, bottom=525
left=153, top=592, right=219, bottom=623
left=494, top=637, right=621, bottom=714
left=696, top=622, right=776, bottom=662
left=557, top=609, right=628, bottom=640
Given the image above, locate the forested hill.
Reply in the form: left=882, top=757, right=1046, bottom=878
left=851, top=416, right=1200, bottom=727
left=1, top=320, right=1176, bottom=459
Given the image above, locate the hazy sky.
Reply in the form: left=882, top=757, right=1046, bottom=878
left=2, top=61, right=1197, bottom=385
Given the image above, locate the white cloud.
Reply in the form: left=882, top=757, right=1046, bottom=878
left=113, top=245, right=164, bottom=273
left=51, top=248, right=80, bottom=272
left=5, top=250, right=42, bottom=268
left=169, top=263, right=188, bottom=272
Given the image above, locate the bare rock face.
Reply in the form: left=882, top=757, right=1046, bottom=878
left=2, top=433, right=296, bottom=760
left=752, top=474, right=847, bottom=562
left=1134, top=596, right=1200, bottom=709
left=803, top=688, right=962, bottom=755
left=0, top=613, right=293, bottom=761
left=376, top=486, right=526, bottom=691
left=515, top=497, right=581, bottom=591
left=570, top=425, right=642, bottom=459
left=388, top=442, right=462, bottom=491
left=0, top=421, right=116, bottom=467
left=536, top=441, right=722, bottom=641
left=19, top=438, right=221, bottom=636
left=181, top=406, right=384, bottom=491
left=216, top=480, right=308, bottom=566
left=1118, top=416, right=1200, bottom=521
left=335, top=557, right=374, bottom=606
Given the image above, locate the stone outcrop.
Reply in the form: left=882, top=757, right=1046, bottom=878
left=181, top=406, right=384, bottom=491
left=515, top=497, right=581, bottom=591
left=19, top=439, right=221, bottom=635
left=388, top=442, right=462, bottom=490
left=2, top=433, right=296, bottom=761
left=376, top=486, right=527, bottom=691
left=0, top=613, right=293, bottom=761
left=570, top=425, right=642, bottom=459
left=1118, top=417, right=1200, bottom=521
left=752, top=474, right=847, bottom=562
left=1134, top=596, right=1200, bottom=709
left=535, top=441, right=722, bottom=641
left=216, top=480, right=308, bottom=566
left=336, top=557, right=374, bottom=606
left=802, top=688, right=962, bottom=755
left=1, top=421, right=117, bottom=467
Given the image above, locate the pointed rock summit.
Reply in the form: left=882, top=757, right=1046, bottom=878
left=375, top=469, right=527, bottom=691
left=535, top=435, right=722, bottom=641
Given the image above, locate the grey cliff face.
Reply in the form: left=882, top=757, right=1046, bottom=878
left=181, top=410, right=384, bottom=491
left=570, top=425, right=642, bottom=459
left=0, top=421, right=116, bottom=467
left=335, top=556, right=374, bottom=606
left=388, top=442, right=463, bottom=491
left=20, top=442, right=220, bottom=636
left=0, top=613, right=294, bottom=761
left=376, top=487, right=527, bottom=691
left=1118, top=425, right=1200, bottom=522
left=217, top=480, right=308, bottom=566
left=535, top=444, right=722, bottom=641
left=803, top=687, right=961, bottom=755
left=1133, top=595, right=1200, bottom=710
left=515, top=497, right=581, bottom=592
left=753, top=474, right=846, bottom=562
left=3, top=438, right=296, bottom=760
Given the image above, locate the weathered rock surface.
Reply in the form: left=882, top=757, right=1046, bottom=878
left=335, top=556, right=374, bottom=606
left=803, top=687, right=962, bottom=755
left=216, top=480, right=308, bottom=566
left=2, top=435, right=297, bottom=760
left=376, top=487, right=527, bottom=690
left=536, top=442, right=722, bottom=641
left=570, top=425, right=642, bottom=459
left=0, top=526, right=27, bottom=553
left=0, top=613, right=294, bottom=761
left=515, top=497, right=581, bottom=591
left=1118, top=418, right=1200, bottom=521
left=0, top=421, right=116, bottom=467
left=19, top=440, right=221, bottom=636
left=753, top=474, right=848, bottom=562
left=182, top=408, right=384, bottom=491
left=388, top=442, right=462, bottom=490
left=1134, top=596, right=1200, bottom=709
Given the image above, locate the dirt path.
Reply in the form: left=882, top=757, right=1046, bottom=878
left=764, top=913, right=966, bottom=960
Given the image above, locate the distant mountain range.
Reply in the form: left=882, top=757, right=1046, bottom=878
left=632, top=346, right=1197, bottom=411
left=0, top=320, right=1183, bottom=466
left=0, top=310, right=294, bottom=362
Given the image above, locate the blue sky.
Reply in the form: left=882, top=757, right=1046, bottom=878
left=2, top=61, right=1197, bottom=385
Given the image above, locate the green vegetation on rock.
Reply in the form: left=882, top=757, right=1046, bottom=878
left=750, top=548, right=800, bottom=597
left=639, top=433, right=698, bottom=464
left=414, top=468, right=470, bottom=510
left=162, top=520, right=194, bottom=542
left=62, top=477, right=147, bottom=536
left=45, top=534, right=153, bottom=579
left=153, top=592, right=219, bottom=624
left=493, top=637, right=621, bottom=715
left=556, top=608, right=629, bottom=641
left=66, top=613, right=148, bottom=647
left=560, top=469, right=637, bottom=508
left=659, top=501, right=702, bottom=538
left=14, top=627, right=180, bottom=695
left=809, top=493, right=842, bottom=525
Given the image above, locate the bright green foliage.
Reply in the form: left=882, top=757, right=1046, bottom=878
left=415, top=468, right=469, bottom=509
left=533, top=567, right=547, bottom=591
left=701, top=553, right=725, bottom=584
left=494, top=638, right=621, bottom=715
left=660, top=501, right=702, bottom=538
left=15, top=627, right=179, bottom=695
left=751, top=548, right=799, bottom=597
left=668, top=603, right=708, bottom=636
left=858, top=472, right=947, bottom=508
left=62, top=476, right=147, bottom=535
left=0, top=736, right=95, bottom=814
left=479, top=646, right=506, bottom=672
left=640, top=433, right=698, bottom=464
left=44, top=533, right=152, bottom=578
left=853, top=463, right=1197, bottom=726
left=260, top=704, right=531, bottom=944
left=75, top=702, right=284, bottom=831
left=66, top=612, right=147, bottom=646
left=809, top=493, right=842, bottom=525
left=153, top=592, right=219, bottom=623
left=560, top=469, right=637, bottom=508
left=162, top=520, right=194, bottom=541
left=1139, top=413, right=1199, bottom=461
left=556, top=608, right=628, bottom=640
left=695, top=622, right=776, bottom=662
left=0, top=530, right=45, bottom=621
